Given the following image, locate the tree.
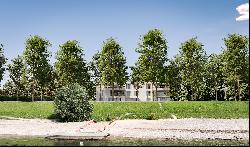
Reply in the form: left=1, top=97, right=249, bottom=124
left=135, top=29, right=168, bottom=101
left=130, top=63, right=143, bottom=100
left=222, top=34, right=249, bottom=101
left=98, top=38, right=128, bottom=101
left=2, top=80, right=16, bottom=96
left=0, top=44, right=7, bottom=85
left=204, top=54, right=225, bottom=101
left=7, top=55, right=25, bottom=99
left=179, top=37, right=207, bottom=100
left=23, top=35, right=52, bottom=101
left=55, top=40, right=93, bottom=100
left=166, top=55, right=182, bottom=101
left=89, top=51, right=102, bottom=100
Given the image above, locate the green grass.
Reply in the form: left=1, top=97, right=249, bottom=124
left=0, top=101, right=248, bottom=121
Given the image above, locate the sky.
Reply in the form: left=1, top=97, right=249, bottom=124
left=0, top=0, right=249, bottom=86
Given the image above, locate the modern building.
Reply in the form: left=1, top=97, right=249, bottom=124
left=95, top=82, right=171, bottom=101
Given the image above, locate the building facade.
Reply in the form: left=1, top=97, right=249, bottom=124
left=95, top=82, right=171, bottom=101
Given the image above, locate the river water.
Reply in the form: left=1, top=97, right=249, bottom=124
left=0, top=136, right=248, bottom=146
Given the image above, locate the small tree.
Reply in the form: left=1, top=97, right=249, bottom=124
left=55, top=40, right=94, bottom=99
left=130, top=63, right=143, bottom=100
left=222, top=34, right=249, bottom=101
left=7, top=55, right=25, bottom=99
left=98, top=38, right=128, bottom=101
left=0, top=44, right=7, bottom=85
left=23, top=35, right=52, bottom=101
left=135, top=29, right=168, bottom=101
left=166, top=55, right=182, bottom=101
left=205, top=54, right=225, bottom=100
left=89, top=51, right=102, bottom=100
left=179, top=37, right=207, bottom=100
left=54, top=83, right=93, bottom=122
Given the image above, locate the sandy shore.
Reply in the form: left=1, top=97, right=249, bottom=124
left=0, top=118, right=248, bottom=140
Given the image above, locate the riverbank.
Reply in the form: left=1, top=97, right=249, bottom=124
left=0, top=118, right=248, bottom=140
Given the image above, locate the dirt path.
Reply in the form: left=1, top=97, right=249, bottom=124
left=0, top=118, right=248, bottom=140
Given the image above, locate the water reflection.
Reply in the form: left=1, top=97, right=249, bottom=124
left=0, top=136, right=248, bottom=146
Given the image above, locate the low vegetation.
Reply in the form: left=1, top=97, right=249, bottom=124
left=0, top=101, right=248, bottom=121
left=54, top=83, right=93, bottom=122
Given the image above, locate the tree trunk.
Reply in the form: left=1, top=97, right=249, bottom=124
left=136, top=86, right=139, bottom=101
left=32, top=80, right=34, bottom=102
left=99, top=84, right=102, bottom=101
left=235, top=81, right=237, bottom=101
left=155, top=85, right=158, bottom=101
left=224, top=88, right=227, bottom=101
left=215, top=89, right=217, bottom=101
left=40, top=87, right=43, bottom=101
left=152, top=82, right=155, bottom=101
left=17, top=90, right=19, bottom=101
left=237, top=78, right=241, bottom=101
left=112, top=83, right=114, bottom=101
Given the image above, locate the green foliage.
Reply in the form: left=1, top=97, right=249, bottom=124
left=222, top=34, right=249, bottom=100
left=55, top=40, right=94, bottom=100
left=130, top=63, right=143, bottom=99
left=0, top=44, right=7, bottom=84
left=7, top=55, right=25, bottom=96
left=53, top=83, right=93, bottom=122
left=166, top=55, right=182, bottom=100
left=203, top=54, right=225, bottom=100
left=89, top=51, right=101, bottom=86
left=23, top=35, right=52, bottom=101
left=135, top=29, right=168, bottom=100
left=179, top=37, right=207, bottom=100
left=98, top=38, right=128, bottom=100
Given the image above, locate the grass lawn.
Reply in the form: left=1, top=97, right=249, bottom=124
left=0, top=101, right=248, bottom=121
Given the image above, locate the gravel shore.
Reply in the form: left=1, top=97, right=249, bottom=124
left=0, top=118, right=248, bottom=140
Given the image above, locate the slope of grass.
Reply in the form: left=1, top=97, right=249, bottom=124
left=0, top=101, right=248, bottom=121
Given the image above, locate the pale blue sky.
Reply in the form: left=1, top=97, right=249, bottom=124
left=0, top=0, right=249, bottom=86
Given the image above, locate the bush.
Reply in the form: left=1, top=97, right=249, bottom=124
left=54, top=83, right=93, bottom=122
left=0, top=95, right=54, bottom=101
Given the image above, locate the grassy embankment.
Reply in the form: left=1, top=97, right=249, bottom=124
left=0, top=101, right=248, bottom=121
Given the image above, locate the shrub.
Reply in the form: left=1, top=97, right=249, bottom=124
left=54, top=83, right=93, bottom=122
left=0, top=95, right=54, bottom=101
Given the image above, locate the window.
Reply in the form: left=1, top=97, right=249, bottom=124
left=126, top=91, right=131, bottom=96
left=126, top=84, right=131, bottom=89
left=147, top=91, right=151, bottom=96
left=147, top=84, right=151, bottom=89
left=111, top=90, right=125, bottom=96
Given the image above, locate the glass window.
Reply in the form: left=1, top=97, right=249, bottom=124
left=126, top=91, right=131, bottom=96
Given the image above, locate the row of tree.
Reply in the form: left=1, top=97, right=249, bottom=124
left=0, top=29, right=249, bottom=101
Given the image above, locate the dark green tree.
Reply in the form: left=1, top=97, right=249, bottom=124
left=98, top=38, right=128, bottom=101
left=135, top=29, right=168, bottom=101
left=222, top=34, right=249, bottom=101
left=179, top=37, right=207, bottom=100
left=55, top=40, right=93, bottom=100
left=23, top=35, right=52, bottom=101
left=89, top=51, right=101, bottom=100
left=166, top=55, right=182, bottom=101
left=7, top=55, right=25, bottom=99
